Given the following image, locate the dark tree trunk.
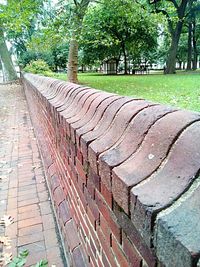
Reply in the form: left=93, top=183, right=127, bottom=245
left=165, top=0, right=189, bottom=74
left=122, top=44, right=128, bottom=74
left=192, top=20, right=198, bottom=70
left=187, top=22, right=192, bottom=70
left=165, top=22, right=183, bottom=74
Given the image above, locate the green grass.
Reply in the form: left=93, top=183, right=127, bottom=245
left=50, top=71, right=200, bottom=112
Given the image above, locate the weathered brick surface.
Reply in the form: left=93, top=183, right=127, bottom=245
left=112, top=110, right=200, bottom=214
left=23, top=73, right=200, bottom=267
left=131, top=121, right=200, bottom=246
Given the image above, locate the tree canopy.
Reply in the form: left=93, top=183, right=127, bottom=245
left=81, top=0, right=158, bottom=73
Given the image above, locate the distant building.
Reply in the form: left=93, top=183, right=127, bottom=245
left=103, top=58, right=118, bottom=74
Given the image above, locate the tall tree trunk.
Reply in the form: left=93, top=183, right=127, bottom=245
left=178, top=60, right=182, bottom=69
left=67, top=36, right=79, bottom=83
left=192, top=20, right=198, bottom=70
left=165, top=22, right=183, bottom=74
left=165, top=0, right=189, bottom=74
left=187, top=22, right=192, bottom=70
left=0, top=29, right=17, bottom=82
left=67, top=0, right=91, bottom=83
left=122, top=44, right=128, bottom=74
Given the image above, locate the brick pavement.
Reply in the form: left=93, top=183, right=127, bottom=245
left=0, top=83, right=66, bottom=266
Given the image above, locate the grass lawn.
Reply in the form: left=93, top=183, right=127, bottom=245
left=50, top=71, right=200, bottom=112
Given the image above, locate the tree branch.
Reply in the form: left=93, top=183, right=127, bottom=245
left=167, top=0, right=179, bottom=10
left=154, top=8, right=174, bottom=35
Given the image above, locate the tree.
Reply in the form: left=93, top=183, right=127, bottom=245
left=148, top=0, right=191, bottom=73
left=66, top=0, right=91, bottom=83
left=0, top=0, right=45, bottom=81
left=81, top=0, right=158, bottom=74
left=0, top=28, right=17, bottom=81
left=148, top=0, right=200, bottom=73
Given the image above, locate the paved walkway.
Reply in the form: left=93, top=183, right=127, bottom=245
left=0, top=83, right=66, bottom=266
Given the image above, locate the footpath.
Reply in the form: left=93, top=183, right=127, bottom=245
left=0, top=82, right=66, bottom=266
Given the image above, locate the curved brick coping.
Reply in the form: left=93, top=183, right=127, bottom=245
left=23, top=73, right=200, bottom=267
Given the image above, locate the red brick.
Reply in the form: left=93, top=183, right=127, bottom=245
left=85, top=188, right=99, bottom=225
left=38, top=191, right=49, bottom=202
left=39, top=201, right=52, bottom=215
left=111, top=235, right=129, bottom=267
left=77, top=148, right=83, bottom=164
left=80, top=98, right=128, bottom=159
left=26, top=251, right=47, bottom=266
left=113, top=200, right=157, bottom=267
left=19, top=224, right=43, bottom=236
left=101, top=182, right=113, bottom=209
left=113, top=110, right=200, bottom=214
left=97, top=227, right=117, bottom=267
left=42, top=214, right=55, bottom=230
left=122, top=232, right=142, bottom=267
left=64, top=219, right=80, bottom=252
left=76, top=158, right=87, bottom=183
left=18, top=193, right=38, bottom=202
left=87, top=241, right=98, bottom=267
left=87, top=206, right=98, bottom=230
left=5, top=222, right=17, bottom=238
left=50, top=174, right=60, bottom=192
left=79, top=214, right=89, bottom=237
left=44, top=229, right=59, bottom=248
left=97, top=256, right=104, bottom=267
left=95, top=190, right=121, bottom=243
left=46, top=245, right=61, bottom=261
left=88, top=167, right=100, bottom=191
left=70, top=92, right=104, bottom=142
left=72, top=245, right=88, bottom=267
left=18, top=204, right=39, bottom=213
left=59, top=200, right=71, bottom=225
left=18, top=232, right=44, bottom=246
left=102, top=252, right=111, bottom=267
left=18, top=216, right=42, bottom=228
left=100, top=214, right=111, bottom=245
left=88, top=100, right=150, bottom=173
left=53, top=186, right=65, bottom=206
left=90, top=236, right=97, bottom=258
left=18, top=197, right=39, bottom=207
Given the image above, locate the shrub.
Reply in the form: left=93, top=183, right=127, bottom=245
left=23, top=59, right=51, bottom=75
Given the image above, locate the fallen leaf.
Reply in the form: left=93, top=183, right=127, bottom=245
left=0, top=236, right=11, bottom=246
left=0, top=252, right=12, bottom=265
left=0, top=216, right=14, bottom=227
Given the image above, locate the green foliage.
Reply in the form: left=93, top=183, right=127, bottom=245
left=8, top=250, right=48, bottom=267
left=20, top=44, right=69, bottom=71
left=32, top=259, right=48, bottom=267
left=24, top=59, right=51, bottom=74
left=80, top=0, right=158, bottom=66
left=8, top=250, right=29, bottom=267
left=0, top=0, right=45, bottom=33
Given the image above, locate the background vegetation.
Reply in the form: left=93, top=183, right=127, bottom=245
left=1, top=0, right=200, bottom=111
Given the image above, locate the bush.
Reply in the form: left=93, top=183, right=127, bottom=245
left=23, top=59, right=51, bottom=75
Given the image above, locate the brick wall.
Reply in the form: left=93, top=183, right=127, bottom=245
left=23, top=73, right=200, bottom=267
